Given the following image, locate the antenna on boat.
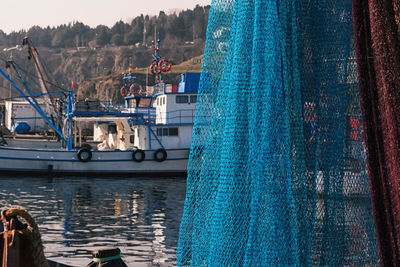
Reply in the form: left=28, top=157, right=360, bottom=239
left=3, top=45, right=21, bottom=99
left=148, top=33, right=172, bottom=91
left=146, top=66, right=149, bottom=90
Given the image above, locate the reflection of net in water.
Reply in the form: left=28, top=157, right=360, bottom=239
left=177, top=1, right=379, bottom=266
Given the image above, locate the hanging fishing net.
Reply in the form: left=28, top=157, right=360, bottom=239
left=177, top=0, right=379, bottom=266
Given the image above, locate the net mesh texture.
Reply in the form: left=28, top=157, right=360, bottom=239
left=177, top=0, right=379, bottom=266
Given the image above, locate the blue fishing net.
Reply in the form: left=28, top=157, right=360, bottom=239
left=177, top=0, right=379, bottom=266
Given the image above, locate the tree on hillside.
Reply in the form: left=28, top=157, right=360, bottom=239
left=0, top=30, right=8, bottom=47
left=95, top=25, right=111, bottom=46
left=124, top=31, right=141, bottom=46
left=131, top=15, right=144, bottom=33
left=111, top=21, right=131, bottom=37
left=51, top=27, right=67, bottom=48
left=7, top=30, right=26, bottom=47
left=71, top=22, right=93, bottom=47
left=193, top=5, right=206, bottom=39
left=157, top=11, right=168, bottom=38
left=127, top=15, right=144, bottom=45
left=111, top=33, right=124, bottom=46
left=180, top=9, right=194, bottom=41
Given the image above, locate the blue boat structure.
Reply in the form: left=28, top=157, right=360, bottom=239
left=0, top=39, right=200, bottom=176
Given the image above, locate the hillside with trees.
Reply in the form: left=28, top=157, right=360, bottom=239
left=0, top=5, right=210, bottom=101
left=0, top=5, right=210, bottom=49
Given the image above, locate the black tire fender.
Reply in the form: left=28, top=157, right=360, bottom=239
left=77, top=148, right=92, bottom=162
left=132, top=149, right=145, bottom=162
left=154, top=148, right=167, bottom=162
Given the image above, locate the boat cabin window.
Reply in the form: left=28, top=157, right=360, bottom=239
left=157, top=128, right=168, bottom=136
left=128, top=97, right=153, bottom=108
left=157, top=127, right=179, bottom=136
left=157, top=97, right=165, bottom=106
left=130, top=135, right=135, bottom=144
left=128, top=98, right=137, bottom=108
left=139, top=98, right=152, bottom=108
left=176, top=95, right=189, bottom=104
left=169, top=128, right=178, bottom=136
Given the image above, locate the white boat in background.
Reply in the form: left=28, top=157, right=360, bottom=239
left=0, top=70, right=201, bottom=176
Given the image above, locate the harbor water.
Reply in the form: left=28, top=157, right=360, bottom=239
left=0, top=176, right=187, bottom=266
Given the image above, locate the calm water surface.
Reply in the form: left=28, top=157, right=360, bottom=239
left=0, top=176, right=187, bottom=266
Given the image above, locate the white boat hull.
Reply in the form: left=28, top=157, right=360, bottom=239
left=0, top=146, right=189, bottom=176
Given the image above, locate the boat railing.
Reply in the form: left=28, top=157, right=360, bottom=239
left=72, top=106, right=194, bottom=127
left=74, top=100, right=124, bottom=113
left=101, top=101, right=125, bottom=112
left=155, top=109, right=195, bottom=125
left=152, top=83, right=179, bottom=94
left=126, top=108, right=195, bottom=126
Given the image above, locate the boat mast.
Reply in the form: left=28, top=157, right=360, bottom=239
left=22, top=37, right=58, bottom=124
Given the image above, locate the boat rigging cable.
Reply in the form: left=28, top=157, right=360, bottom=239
left=0, top=68, right=64, bottom=138
left=0, top=51, right=69, bottom=139
left=0, top=53, right=68, bottom=93
left=6, top=60, right=44, bottom=114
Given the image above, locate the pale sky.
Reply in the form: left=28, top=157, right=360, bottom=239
left=0, top=0, right=212, bottom=34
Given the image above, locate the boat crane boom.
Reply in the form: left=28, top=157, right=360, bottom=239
left=22, top=37, right=58, bottom=123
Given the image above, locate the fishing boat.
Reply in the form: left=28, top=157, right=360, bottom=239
left=0, top=38, right=200, bottom=176
left=0, top=72, right=199, bottom=176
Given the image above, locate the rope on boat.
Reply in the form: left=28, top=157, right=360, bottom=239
left=1, top=207, right=49, bottom=267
